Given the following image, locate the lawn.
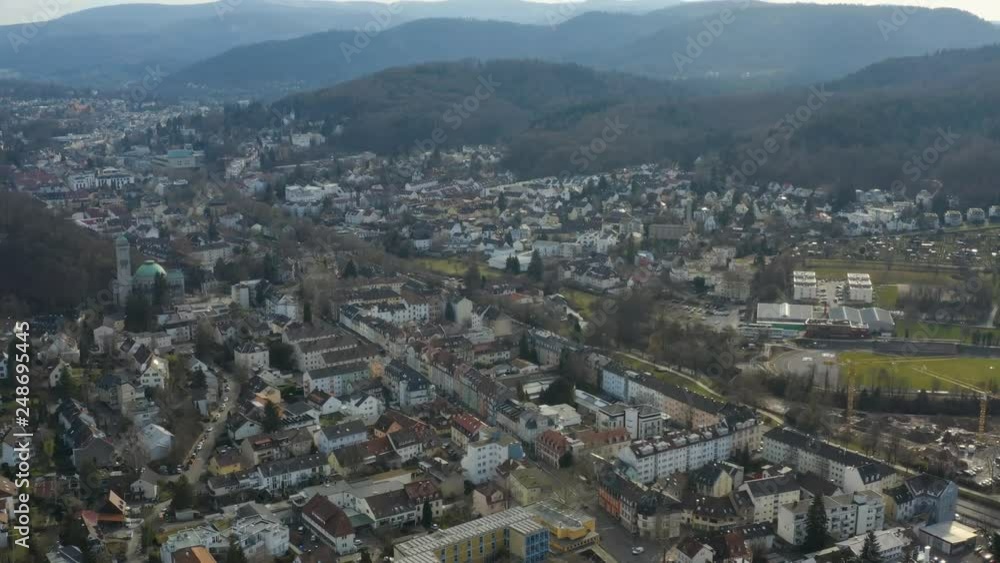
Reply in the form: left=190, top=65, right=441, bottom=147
left=560, top=288, right=602, bottom=318
left=807, top=261, right=957, bottom=286
left=876, top=284, right=900, bottom=309
left=839, top=350, right=1000, bottom=392
left=414, top=257, right=499, bottom=279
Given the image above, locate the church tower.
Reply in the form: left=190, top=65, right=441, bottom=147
left=114, top=234, right=132, bottom=306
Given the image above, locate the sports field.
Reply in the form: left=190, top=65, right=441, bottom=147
left=839, top=350, right=1000, bottom=392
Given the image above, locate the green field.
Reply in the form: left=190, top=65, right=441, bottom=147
left=561, top=288, right=602, bottom=318
left=875, top=284, right=900, bottom=308
left=839, top=350, right=1000, bottom=392
left=415, top=257, right=499, bottom=279
left=807, top=261, right=957, bottom=285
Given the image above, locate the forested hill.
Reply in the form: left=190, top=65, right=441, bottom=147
left=0, top=192, right=115, bottom=316
left=165, top=2, right=1000, bottom=97
left=273, top=50, right=1000, bottom=207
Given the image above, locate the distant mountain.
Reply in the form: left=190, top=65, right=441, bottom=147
left=0, top=0, right=682, bottom=86
left=167, top=2, right=1000, bottom=97
left=276, top=47, right=1000, bottom=206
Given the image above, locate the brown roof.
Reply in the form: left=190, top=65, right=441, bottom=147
left=302, top=494, right=354, bottom=538
left=172, top=547, right=217, bottom=563
left=404, top=479, right=441, bottom=503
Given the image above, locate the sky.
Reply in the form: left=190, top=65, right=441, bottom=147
left=0, top=0, right=997, bottom=27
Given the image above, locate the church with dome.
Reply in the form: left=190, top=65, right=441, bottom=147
left=113, top=234, right=186, bottom=306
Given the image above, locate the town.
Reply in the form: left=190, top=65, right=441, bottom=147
left=2, top=81, right=1000, bottom=563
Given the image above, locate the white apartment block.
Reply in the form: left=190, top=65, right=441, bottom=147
left=159, top=512, right=289, bottom=563
left=616, top=425, right=735, bottom=484
left=461, top=429, right=516, bottom=485
left=763, top=428, right=900, bottom=494
left=846, top=273, right=873, bottom=303
left=738, top=474, right=801, bottom=523
left=777, top=491, right=885, bottom=545
left=793, top=271, right=818, bottom=301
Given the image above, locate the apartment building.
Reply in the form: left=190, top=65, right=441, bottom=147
left=762, top=427, right=900, bottom=494
left=777, top=491, right=885, bottom=545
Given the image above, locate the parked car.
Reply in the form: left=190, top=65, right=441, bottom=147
left=632, top=547, right=645, bottom=555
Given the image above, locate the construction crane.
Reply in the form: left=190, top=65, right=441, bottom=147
left=845, top=362, right=857, bottom=436
left=981, top=393, right=989, bottom=436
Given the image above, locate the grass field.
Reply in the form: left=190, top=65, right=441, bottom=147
left=561, top=288, right=602, bottom=318
left=807, top=260, right=957, bottom=285
left=415, top=257, right=499, bottom=279
left=876, top=284, right=900, bottom=309
left=839, top=350, right=1000, bottom=392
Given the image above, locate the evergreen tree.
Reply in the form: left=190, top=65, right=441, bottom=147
left=342, top=259, right=358, bottom=278
left=496, top=192, right=507, bottom=212
left=303, top=301, right=313, bottom=324
left=422, top=501, right=433, bottom=528
left=505, top=255, right=521, bottom=274
left=518, top=332, right=532, bottom=361
left=860, top=530, right=882, bottom=563
left=125, top=293, right=153, bottom=332
left=171, top=475, right=194, bottom=511
left=225, top=537, right=249, bottom=563
left=527, top=250, right=544, bottom=281
left=803, top=494, right=828, bottom=551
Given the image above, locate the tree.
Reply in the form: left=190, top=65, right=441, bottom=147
left=268, top=341, right=295, bottom=371
left=153, top=273, right=169, bottom=310
left=303, top=301, right=313, bottom=323
left=124, top=294, right=153, bottom=332
left=342, top=259, right=358, bottom=279
left=539, top=377, right=575, bottom=405
left=225, top=537, right=248, bottom=563
left=463, top=264, right=482, bottom=291
left=559, top=451, right=573, bottom=468
left=527, top=250, right=544, bottom=281
left=991, top=532, right=1000, bottom=558
left=422, top=501, right=433, bottom=528
left=263, top=402, right=282, bottom=432
left=171, top=475, right=194, bottom=511
left=445, top=302, right=456, bottom=322
left=860, top=530, right=882, bottom=563
left=505, top=255, right=521, bottom=274
left=803, top=493, right=828, bottom=551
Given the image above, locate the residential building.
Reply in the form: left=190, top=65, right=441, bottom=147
left=776, top=491, right=885, bottom=545
left=738, top=474, right=800, bottom=523
left=461, top=428, right=521, bottom=485
left=393, top=507, right=549, bottom=563
left=884, top=474, right=958, bottom=524
left=762, top=427, right=900, bottom=494
left=317, top=420, right=368, bottom=454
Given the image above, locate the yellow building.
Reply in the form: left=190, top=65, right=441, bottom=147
left=207, top=448, right=244, bottom=476
left=394, top=507, right=549, bottom=563
left=508, top=467, right=553, bottom=507
left=526, top=501, right=599, bottom=554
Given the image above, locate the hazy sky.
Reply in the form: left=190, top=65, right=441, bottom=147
left=0, top=0, right=997, bottom=26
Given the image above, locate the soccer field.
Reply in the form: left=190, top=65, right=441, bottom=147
left=839, top=351, right=1000, bottom=392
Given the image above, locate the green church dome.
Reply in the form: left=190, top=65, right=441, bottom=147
left=134, top=260, right=168, bottom=281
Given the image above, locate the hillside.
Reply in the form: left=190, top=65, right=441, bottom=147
left=275, top=50, right=1000, bottom=207
left=166, top=2, right=1000, bottom=97
left=0, top=0, right=681, bottom=86
left=0, top=192, right=115, bottom=315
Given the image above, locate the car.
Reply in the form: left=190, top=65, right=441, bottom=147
left=206, top=426, right=214, bottom=432
left=354, top=539, right=364, bottom=546
left=632, top=547, right=645, bottom=555
left=175, top=465, right=184, bottom=474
